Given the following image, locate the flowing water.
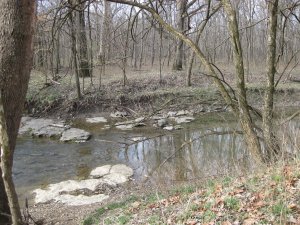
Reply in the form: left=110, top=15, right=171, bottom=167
left=13, top=113, right=299, bottom=203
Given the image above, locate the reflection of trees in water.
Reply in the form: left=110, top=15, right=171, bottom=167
left=281, top=121, right=300, bottom=153
left=122, top=125, right=251, bottom=184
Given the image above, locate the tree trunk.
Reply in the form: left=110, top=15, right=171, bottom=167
left=172, top=0, right=187, bottom=71
left=221, top=0, right=263, bottom=163
left=0, top=1, right=36, bottom=224
left=75, top=0, right=90, bottom=78
left=151, top=29, right=156, bottom=67
left=0, top=172, right=10, bottom=224
left=263, top=0, right=280, bottom=158
left=186, top=0, right=213, bottom=86
left=69, top=2, right=82, bottom=99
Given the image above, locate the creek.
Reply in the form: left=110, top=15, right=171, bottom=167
left=13, top=112, right=299, bottom=204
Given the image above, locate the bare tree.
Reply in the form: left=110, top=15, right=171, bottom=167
left=0, top=1, right=36, bottom=224
left=262, top=0, right=279, bottom=157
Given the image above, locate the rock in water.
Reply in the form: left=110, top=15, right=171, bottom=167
left=110, top=111, right=128, bottom=118
left=60, top=128, right=91, bottom=142
left=19, top=118, right=55, bottom=135
left=157, top=119, right=168, bottom=127
left=174, top=116, right=195, bottom=124
left=33, top=126, right=65, bottom=138
left=86, top=117, right=107, bottom=123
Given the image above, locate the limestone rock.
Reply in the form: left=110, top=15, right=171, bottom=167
left=163, top=126, right=174, bottom=131
left=175, top=116, right=195, bottom=124
left=33, top=164, right=133, bottom=206
left=54, top=194, right=109, bottom=206
left=115, top=120, right=145, bottom=130
left=33, top=126, right=65, bottom=138
left=110, top=111, right=128, bottom=118
left=110, top=164, right=134, bottom=178
left=167, top=111, right=177, bottom=117
left=102, top=173, right=128, bottom=184
left=89, top=165, right=112, bottom=178
left=157, top=119, right=168, bottom=127
left=86, top=117, right=107, bottom=123
left=19, top=118, right=55, bottom=135
left=60, top=128, right=91, bottom=142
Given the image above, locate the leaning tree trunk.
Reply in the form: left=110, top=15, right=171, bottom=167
left=221, top=0, right=263, bottom=163
left=0, top=1, right=36, bottom=224
left=263, top=0, right=280, bottom=158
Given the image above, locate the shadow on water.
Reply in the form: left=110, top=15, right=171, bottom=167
left=14, top=112, right=299, bottom=203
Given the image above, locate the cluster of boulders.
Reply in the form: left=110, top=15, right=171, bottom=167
left=109, top=109, right=195, bottom=131
left=33, top=164, right=133, bottom=206
left=19, top=117, right=91, bottom=142
left=18, top=109, right=197, bottom=142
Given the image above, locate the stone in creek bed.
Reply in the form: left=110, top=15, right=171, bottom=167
left=32, top=126, right=65, bottom=138
left=19, top=118, right=55, bottom=135
left=110, top=111, right=128, bottom=118
left=174, top=116, right=195, bottom=124
left=86, top=117, right=107, bottom=123
left=157, top=119, right=168, bottom=127
left=60, top=128, right=91, bottom=142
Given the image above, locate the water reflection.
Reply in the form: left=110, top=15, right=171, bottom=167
left=123, top=126, right=249, bottom=185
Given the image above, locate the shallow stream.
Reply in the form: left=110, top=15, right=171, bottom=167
left=14, top=112, right=299, bottom=203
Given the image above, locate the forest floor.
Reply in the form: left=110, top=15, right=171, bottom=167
left=25, top=65, right=300, bottom=224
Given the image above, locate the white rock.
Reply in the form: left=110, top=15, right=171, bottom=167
left=135, top=117, right=145, bottom=123
left=86, top=117, right=107, bottom=123
left=175, top=116, right=195, bottom=124
left=110, top=111, right=128, bottom=118
left=54, top=194, right=109, bottom=206
left=33, top=126, right=65, bottom=138
left=103, top=173, right=129, bottom=184
left=110, top=164, right=134, bottom=177
left=19, top=118, right=55, bottom=135
left=33, top=179, right=110, bottom=204
left=116, top=124, right=134, bottom=130
left=167, top=111, right=177, bottom=117
left=60, top=128, right=91, bottom=142
left=89, top=165, right=112, bottom=178
left=157, top=119, right=168, bottom=127
left=163, top=126, right=174, bottom=131
left=34, top=164, right=133, bottom=206
left=176, top=110, right=188, bottom=116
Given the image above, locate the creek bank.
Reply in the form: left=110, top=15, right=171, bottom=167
left=33, top=164, right=133, bottom=206
left=82, top=162, right=300, bottom=225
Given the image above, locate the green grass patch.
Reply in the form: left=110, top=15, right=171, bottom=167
left=170, top=185, right=195, bottom=195
left=83, top=195, right=138, bottom=225
left=118, top=215, right=131, bottom=224
left=272, top=201, right=291, bottom=217
left=224, top=196, right=240, bottom=210
left=148, top=214, right=161, bottom=224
